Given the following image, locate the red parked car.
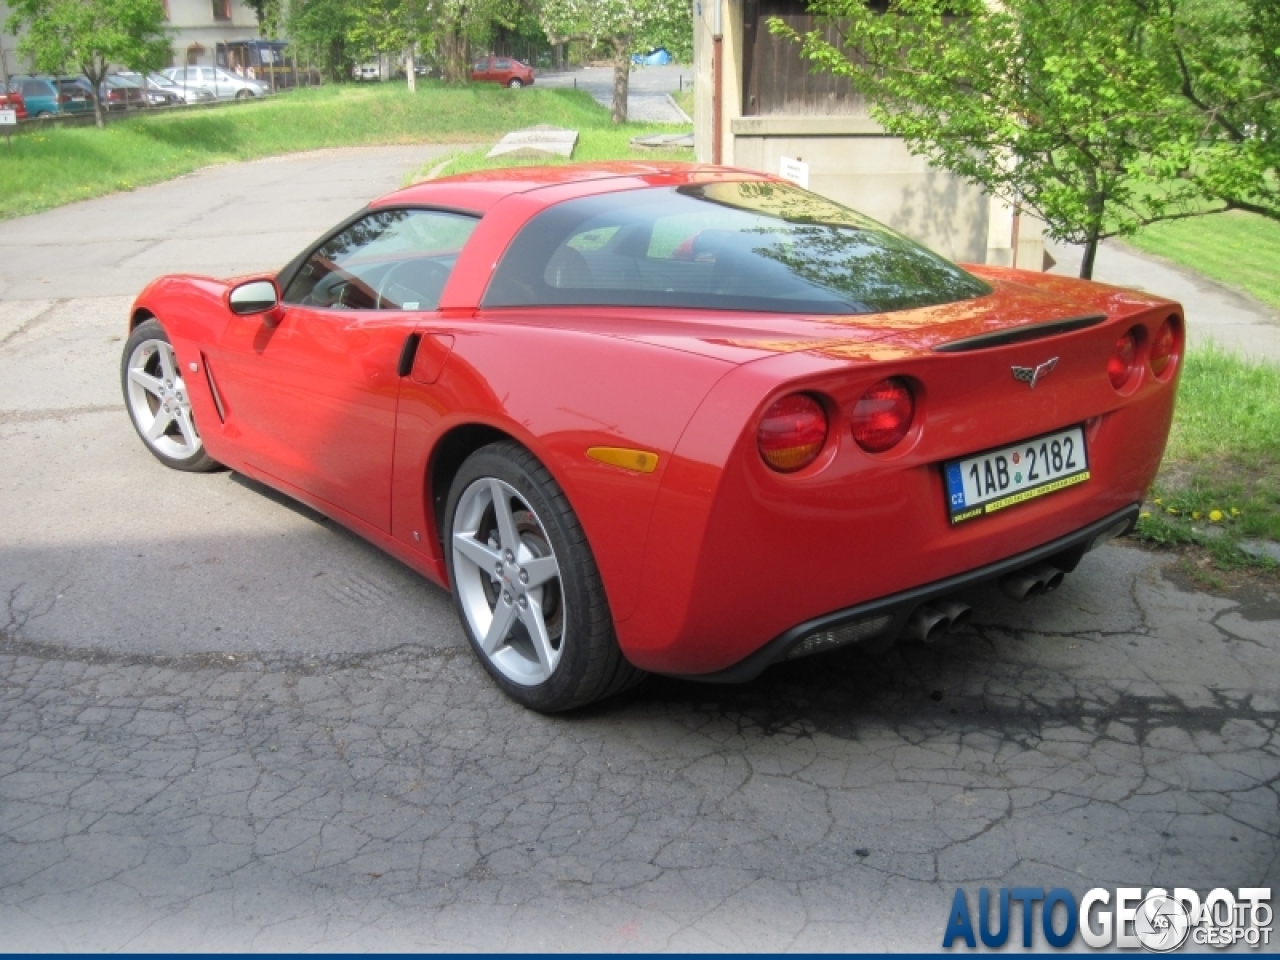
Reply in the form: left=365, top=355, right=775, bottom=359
left=470, top=55, right=534, bottom=88
left=121, top=163, right=1182, bottom=711
left=0, top=87, right=28, bottom=120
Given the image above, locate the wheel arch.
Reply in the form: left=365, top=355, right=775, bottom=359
left=130, top=307, right=156, bottom=331
left=427, top=422, right=519, bottom=552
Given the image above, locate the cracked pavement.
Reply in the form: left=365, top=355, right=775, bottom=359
left=1, top=147, right=1277, bottom=950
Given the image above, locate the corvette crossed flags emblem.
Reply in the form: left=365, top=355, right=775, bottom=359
left=1011, top=357, right=1059, bottom=389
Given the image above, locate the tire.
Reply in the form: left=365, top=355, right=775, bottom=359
left=507, top=78, right=523, bottom=89
left=445, top=441, right=644, bottom=712
left=121, top=318, right=220, bottom=473
left=235, top=89, right=250, bottom=100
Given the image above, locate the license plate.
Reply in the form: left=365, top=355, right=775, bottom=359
left=944, top=426, right=1089, bottom=524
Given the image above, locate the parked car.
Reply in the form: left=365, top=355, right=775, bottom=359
left=162, top=66, right=268, bottom=100
left=0, top=86, right=28, bottom=120
left=7, top=77, right=60, bottom=117
left=353, top=63, right=380, bottom=81
left=152, top=72, right=213, bottom=104
left=121, top=163, right=1183, bottom=712
left=632, top=47, right=672, bottom=66
left=471, top=56, right=534, bottom=88
left=53, top=76, right=96, bottom=112
left=100, top=74, right=149, bottom=111
left=115, top=71, right=199, bottom=106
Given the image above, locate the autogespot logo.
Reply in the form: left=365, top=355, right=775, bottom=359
left=942, top=886, right=1272, bottom=951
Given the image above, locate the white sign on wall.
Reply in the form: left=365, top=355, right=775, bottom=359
left=0, top=109, right=17, bottom=126
left=778, top=156, right=809, bottom=189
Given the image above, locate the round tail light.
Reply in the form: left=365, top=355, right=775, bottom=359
left=758, top=393, right=828, bottom=473
left=1150, top=316, right=1181, bottom=379
left=852, top=377, right=915, bottom=452
left=1108, top=329, right=1141, bottom=391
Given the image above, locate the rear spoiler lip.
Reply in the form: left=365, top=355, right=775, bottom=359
left=933, top=313, right=1107, bottom=353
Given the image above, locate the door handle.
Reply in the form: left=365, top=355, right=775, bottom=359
left=397, top=333, right=422, bottom=377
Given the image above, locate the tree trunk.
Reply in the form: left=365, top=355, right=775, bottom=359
left=85, top=59, right=105, bottom=129
left=405, top=44, right=416, bottom=92
left=440, top=27, right=469, bottom=84
left=611, top=34, right=631, bottom=124
left=1078, top=192, right=1106, bottom=279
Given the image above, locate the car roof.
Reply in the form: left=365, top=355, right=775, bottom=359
left=372, top=162, right=773, bottom=215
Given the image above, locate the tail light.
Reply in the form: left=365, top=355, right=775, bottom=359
left=1108, top=328, right=1142, bottom=391
left=758, top=393, right=828, bottom=472
left=1150, top=316, right=1181, bottom=379
left=851, top=377, right=915, bottom=452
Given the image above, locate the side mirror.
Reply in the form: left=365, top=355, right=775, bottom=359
left=228, top=279, right=280, bottom=316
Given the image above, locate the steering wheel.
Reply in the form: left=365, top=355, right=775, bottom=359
left=375, top=259, right=452, bottom=310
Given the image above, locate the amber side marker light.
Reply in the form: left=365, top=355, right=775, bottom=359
left=586, top=446, right=659, bottom=474
left=1150, top=316, right=1181, bottom=379
left=758, top=393, right=829, bottom=473
left=852, top=377, right=915, bottom=453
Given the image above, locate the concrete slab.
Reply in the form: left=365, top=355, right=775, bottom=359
left=486, top=124, right=578, bottom=160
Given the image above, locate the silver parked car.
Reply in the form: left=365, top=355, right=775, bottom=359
left=161, top=66, right=269, bottom=101
left=146, top=71, right=216, bottom=104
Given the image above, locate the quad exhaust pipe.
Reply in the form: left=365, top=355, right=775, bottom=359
left=905, top=600, right=973, bottom=645
left=998, top=563, right=1065, bottom=601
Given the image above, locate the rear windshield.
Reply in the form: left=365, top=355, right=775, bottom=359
left=483, top=181, right=990, bottom=315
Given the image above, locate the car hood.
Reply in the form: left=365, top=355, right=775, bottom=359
left=535, top=266, right=1178, bottom=365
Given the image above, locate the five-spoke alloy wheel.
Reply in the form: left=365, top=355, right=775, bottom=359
left=446, top=442, right=642, bottom=711
left=121, top=318, right=219, bottom=472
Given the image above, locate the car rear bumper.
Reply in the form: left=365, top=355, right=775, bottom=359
left=676, top=503, right=1139, bottom=682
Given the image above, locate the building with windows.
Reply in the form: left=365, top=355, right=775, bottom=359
left=692, top=0, right=1044, bottom=269
left=0, top=0, right=261, bottom=77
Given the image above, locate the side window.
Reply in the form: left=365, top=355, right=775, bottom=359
left=283, top=208, right=479, bottom=311
left=473, top=60, right=488, bottom=72
left=494, top=59, right=512, bottom=70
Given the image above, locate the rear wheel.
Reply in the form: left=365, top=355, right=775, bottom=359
left=445, top=441, right=643, bottom=712
left=121, top=318, right=220, bottom=472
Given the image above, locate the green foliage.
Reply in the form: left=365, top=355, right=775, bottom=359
left=6, top=0, right=169, bottom=126
left=540, top=0, right=691, bottom=121
left=775, top=0, right=1279, bottom=279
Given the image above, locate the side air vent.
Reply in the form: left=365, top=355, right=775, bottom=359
left=934, top=314, right=1106, bottom=353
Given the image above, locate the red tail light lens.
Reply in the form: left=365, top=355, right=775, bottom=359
left=758, top=393, right=828, bottom=472
left=1108, top=330, right=1140, bottom=390
left=851, top=377, right=915, bottom=452
left=1150, top=316, right=1180, bottom=379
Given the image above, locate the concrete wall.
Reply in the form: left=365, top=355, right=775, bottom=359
left=692, top=0, right=1043, bottom=268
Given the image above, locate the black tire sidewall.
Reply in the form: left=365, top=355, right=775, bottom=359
left=121, top=318, right=218, bottom=473
left=445, top=444, right=608, bottom=712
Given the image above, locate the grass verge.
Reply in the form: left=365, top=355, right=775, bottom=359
left=1132, top=343, right=1280, bottom=577
left=1127, top=209, right=1280, bottom=310
left=1, top=83, right=630, bottom=221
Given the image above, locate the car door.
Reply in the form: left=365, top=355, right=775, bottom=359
left=471, top=57, right=491, bottom=83
left=492, top=58, right=513, bottom=84
left=209, top=207, right=479, bottom=530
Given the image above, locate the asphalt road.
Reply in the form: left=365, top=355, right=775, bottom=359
left=1, top=148, right=1277, bottom=950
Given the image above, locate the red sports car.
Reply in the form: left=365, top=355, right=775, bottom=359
left=121, top=163, right=1182, bottom=711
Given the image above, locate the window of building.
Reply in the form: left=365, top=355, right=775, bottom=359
left=212, top=0, right=231, bottom=21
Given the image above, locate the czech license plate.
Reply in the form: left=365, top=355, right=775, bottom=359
left=944, top=426, right=1089, bottom=524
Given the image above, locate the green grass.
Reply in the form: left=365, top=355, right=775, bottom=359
left=1127, top=209, right=1280, bottom=310
left=0, top=83, right=630, bottom=221
left=1134, top=344, right=1280, bottom=569
left=671, top=85, right=694, bottom=121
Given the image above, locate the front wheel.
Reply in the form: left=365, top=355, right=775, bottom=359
left=507, top=78, right=523, bottom=89
left=235, top=89, right=251, bottom=100
left=121, top=318, right=220, bottom=472
left=445, top=441, right=643, bottom=712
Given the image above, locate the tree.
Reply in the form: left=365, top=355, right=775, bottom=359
left=287, top=0, right=358, bottom=82
left=6, top=0, right=169, bottom=128
left=540, top=0, right=690, bottom=123
left=1144, top=0, right=1280, bottom=222
left=774, top=0, right=1277, bottom=278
